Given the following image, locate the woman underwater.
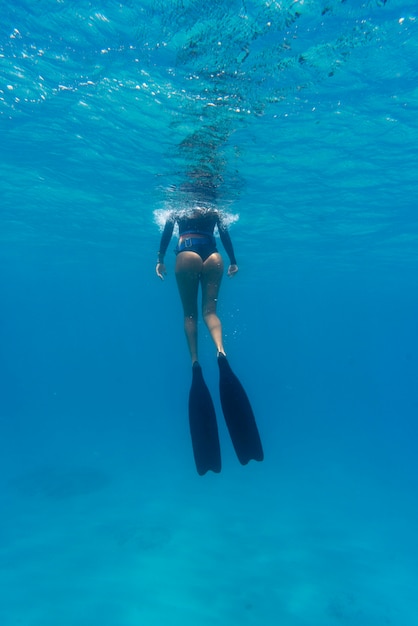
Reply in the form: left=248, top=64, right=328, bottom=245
left=156, top=206, right=263, bottom=475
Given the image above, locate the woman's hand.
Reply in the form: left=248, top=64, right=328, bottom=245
left=227, top=264, right=239, bottom=277
left=156, top=262, right=167, bottom=280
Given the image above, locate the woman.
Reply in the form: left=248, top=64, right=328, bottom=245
left=155, top=207, right=238, bottom=363
left=156, top=206, right=263, bottom=476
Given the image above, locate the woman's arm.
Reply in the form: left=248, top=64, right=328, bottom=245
left=156, top=218, right=175, bottom=280
left=217, top=217, right=238, bottom=276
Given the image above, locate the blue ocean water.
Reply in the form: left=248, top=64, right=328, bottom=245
left=1, top=0, right=418, bottom=624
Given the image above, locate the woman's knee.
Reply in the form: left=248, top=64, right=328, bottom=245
left=184, top=310, right=198, bottom=325
left=202, top=309, right=219, bottom=326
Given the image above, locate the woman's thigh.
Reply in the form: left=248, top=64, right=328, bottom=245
left=201, top=253, right=224, bottom=315
left=175, top=251, right=203, bottom=316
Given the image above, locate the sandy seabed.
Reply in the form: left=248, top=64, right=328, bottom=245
left=1, top=448, right=417, bottom=626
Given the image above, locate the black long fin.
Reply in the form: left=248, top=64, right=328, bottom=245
left=189, top=362, right=221, bottom=475
left=218, top=354, right=264, bottom=465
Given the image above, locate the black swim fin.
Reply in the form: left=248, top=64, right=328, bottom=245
left=189, top=361, right=222, bottom=476
left=218, top=353, right=264, bottom=465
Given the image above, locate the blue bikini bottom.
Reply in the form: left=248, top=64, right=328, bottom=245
left=175, top=234, right=218, bottom=262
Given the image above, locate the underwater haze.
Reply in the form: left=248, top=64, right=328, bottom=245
left=1, top=0, right=418, bottom=624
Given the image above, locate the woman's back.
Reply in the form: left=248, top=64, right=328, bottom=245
left=175, top=208, right=218, bottom=236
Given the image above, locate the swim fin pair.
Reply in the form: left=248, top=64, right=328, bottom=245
left=188, top=354, right=264, bottom=476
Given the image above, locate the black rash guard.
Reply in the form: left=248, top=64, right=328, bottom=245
left=157, top=210, right=237, bottom=265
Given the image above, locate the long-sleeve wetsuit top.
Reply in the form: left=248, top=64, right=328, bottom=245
left=157, top=209, right=237, bottom=265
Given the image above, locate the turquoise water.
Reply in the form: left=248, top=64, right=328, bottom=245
left=1, top=1, right=418, bottom=624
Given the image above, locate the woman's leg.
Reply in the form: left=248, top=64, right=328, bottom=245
left=175, top=251, right=203, bottom=363
left=201, top=253, right=226, bottom=355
